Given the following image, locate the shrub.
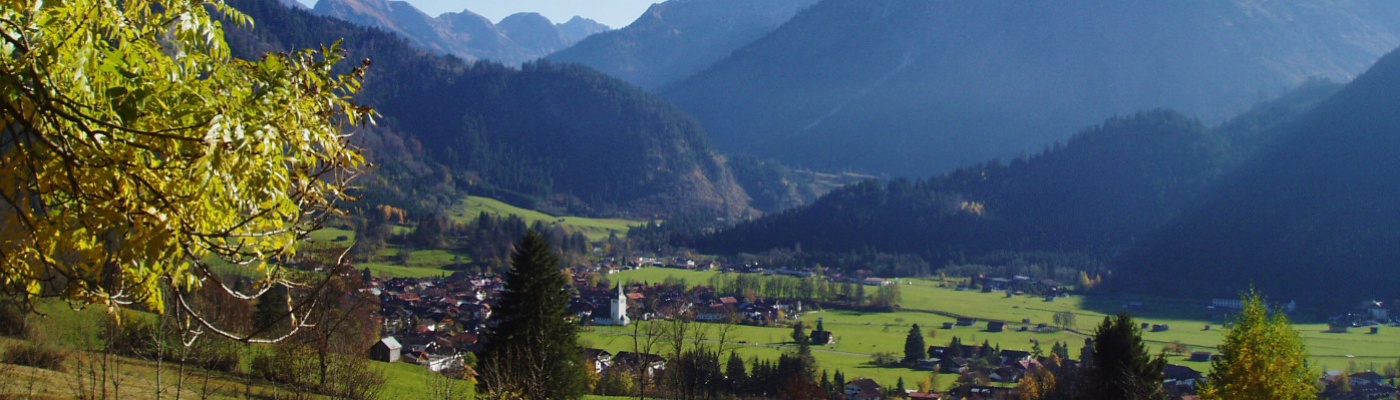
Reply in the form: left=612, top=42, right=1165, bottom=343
left=3, top=341, right=67, bottom=371
left=0, top=298, right=30, bottom=338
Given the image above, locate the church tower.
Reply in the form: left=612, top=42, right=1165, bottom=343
left=610, top=282, right=630, bottom=326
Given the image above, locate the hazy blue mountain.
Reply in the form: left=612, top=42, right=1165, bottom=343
left=663, top=0, right=1400, bottom=176
left=311, top=0, right=609, bottom=64
left=692, top=82, right=1338, bottom=276
left=1116, top=46, right=1400, bottom=304
left=546, top=0, right=819, bottom=89
left=557, top=16, right=609, bottom=43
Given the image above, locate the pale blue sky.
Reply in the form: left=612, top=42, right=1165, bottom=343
left=314, top=0, right=659, bottom=29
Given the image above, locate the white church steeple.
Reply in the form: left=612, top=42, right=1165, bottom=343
left=610, top=282, right=630, bottom=326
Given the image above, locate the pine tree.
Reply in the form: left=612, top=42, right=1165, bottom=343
left=726, top=351, right=748, bottom=395
left=478, top=231, right=587, bottom=399
left=834, top=370, right=846, bottom=395
left=896, top=376, right=907, bottom=397
left=1052, top=341, right=1070, bottom=361
left=793, top=320, right=809, bottom=344
left=904, top=324, right=927, bottom=365
left=1199, top=290, right=1315, bottom=400
left=1081, top=313, right=1166, bottom=400
left=1032, top=340, right=1045, bottom=359
left=820, top=370, right=832, bottom=397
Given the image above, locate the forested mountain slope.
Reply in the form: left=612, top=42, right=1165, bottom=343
left=223, top=0, right=757, bottom=219
left=663, top=0, right=1400, bottom=176
left=1116, top=47, right=1400, bottom=304
left=546, top=0, right=818, bottom=89
left=694, top=82, right=1338, bottom=274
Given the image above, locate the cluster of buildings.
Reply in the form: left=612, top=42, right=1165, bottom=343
left=568, top=279, right=807, bottom=327
left=1320, top=370, right=1400, bottom=400
left=361, top=259, right=811, bottom=373
left=365, top=273, right=505, bottom=371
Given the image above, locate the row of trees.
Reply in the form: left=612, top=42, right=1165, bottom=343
left=704, top=273, right=902, bottom=310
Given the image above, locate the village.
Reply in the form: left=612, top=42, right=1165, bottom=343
left=361, top=257, right=1400, bottom=400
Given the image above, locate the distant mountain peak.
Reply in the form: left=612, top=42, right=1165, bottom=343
left=310, top=0, right=608, bottom=64
left=546, top=0, right=820, bottom=88
left=660, top=0, right=1400, bottom=176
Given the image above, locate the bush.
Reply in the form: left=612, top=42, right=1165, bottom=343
left=191, top=339, right=242, bottom=373
left=3, top=341, right=67, bottom=371
left=0, top=298, right=30, bottom=338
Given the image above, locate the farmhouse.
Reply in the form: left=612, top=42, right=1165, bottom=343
left=845, top=378, right=883, bottom=400
left=614, top=351, right=667, bottom=377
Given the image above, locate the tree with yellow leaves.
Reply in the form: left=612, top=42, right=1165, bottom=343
left=1199, top=290, right=1316, bottom=400
left=1, top=0, right=369, bottom=342
left=1017, top=361, right=1057, bottom=400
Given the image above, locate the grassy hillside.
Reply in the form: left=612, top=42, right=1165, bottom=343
left=450, top=196, right=642, bottom=241
left=0, top=300, right=469, bottom=399
left=300, top=196, right=644, bottom=279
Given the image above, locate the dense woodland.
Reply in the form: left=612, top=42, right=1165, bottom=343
left=694, top=81, right=1339, bottom=278
left=1117, top=47, right=1400, bottom=304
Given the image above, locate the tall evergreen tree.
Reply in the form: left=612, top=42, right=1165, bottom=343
left=1199, top=290, right=1315, bottom=400
left=478, top=231, right=587, bottom=399
left=726, top=351, right=748, bottom=395
left=903, top=324, right=927, bottom=365
left=820, top=370, right=832, bottom=398
left=834, top=370, right=846, bottom=395
left=1081, top=313, right=1166, bottom=400
left=1052, top=341, right=1071, bottom=361
left=792, top=320, right=809, bottom=344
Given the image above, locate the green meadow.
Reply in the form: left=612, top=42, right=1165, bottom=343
left=590, top=268, right=1400, bottom=386
left=449, top=196, right=643, bottom=241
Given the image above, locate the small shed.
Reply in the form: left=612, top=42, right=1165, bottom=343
left=370, top=337, right=402, bottom=363
left=942, top=322, right=956, bottom=329
left=1328, top=323, right=1350, bottom=334
left=987, top=321, right=1005, bottom=332
left=1189, top=351, right=1212, bottom=362
left=956, top=317, right=977, bottom=326
left=1151, top=324, right=1170, bottom=332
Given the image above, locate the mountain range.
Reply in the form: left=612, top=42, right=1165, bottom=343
left=693, top=79, right=1339, bottom=281
left=310, top=0, right=608, bottom=64
left=224, top=0, right=840, bottom=219
left=546, top=0, right=819, bottom=89
left=1115, top=46, right=1400, bottom=304
left=661, top=0, right=1400, bottom=177
left=699, top=42, right=1400, bottom=304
